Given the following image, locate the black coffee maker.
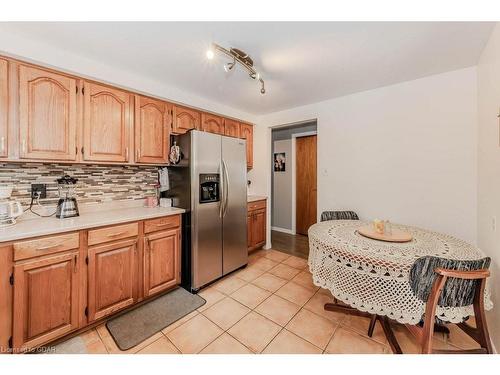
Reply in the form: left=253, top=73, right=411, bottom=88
left=56, top=175, right=79, bottom=219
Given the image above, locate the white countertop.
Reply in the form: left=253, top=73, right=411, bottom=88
left=247, top=195, right=267, bottom=203
left=0, top=205, right=185, bottom=243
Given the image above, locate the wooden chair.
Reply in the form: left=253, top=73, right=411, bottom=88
left=404, top=256, right=493, bottom=354
left=320, top=210, right=359, bottom=222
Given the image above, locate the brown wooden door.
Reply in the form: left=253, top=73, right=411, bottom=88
left=252, top=209, right=266, bottom=248
left=296, top=135, right=317, bottom=235
left=12, top=251, right=80, bottom=351
left=201, top=113, right=224, bottom=135
left=143, top=229, right=180, bottom=297
left=240, top=123, right=253, bottom=169
left=18, top=65, right=77, bottom=161
left=87, top=239, right=136, bottom=321
left=0, top=58, right=7, bottom=158
left=135, top=95, right=170, bottom=164
left=224, top=119, right=240, bottom=138
left=172, top=105, right=200, bottom=134
left=83, top=82, right=132, bottom=162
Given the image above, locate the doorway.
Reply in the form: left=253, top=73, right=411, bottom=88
left=295, top=135, right=317, bottom=235
left=270, top=120, right=317, bottom=258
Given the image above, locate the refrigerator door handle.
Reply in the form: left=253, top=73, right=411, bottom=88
left=222, top=159, right=229, bottom=217
left=219, top=160, right=225, bottom=218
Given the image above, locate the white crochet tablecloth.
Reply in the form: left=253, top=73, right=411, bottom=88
left=308, top=220, right=493, bottom=325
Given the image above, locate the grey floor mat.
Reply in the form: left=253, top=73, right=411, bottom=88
left=106, top=288, right=206, bottom=351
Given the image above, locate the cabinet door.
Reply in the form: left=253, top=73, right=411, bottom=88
left=224, top=118, right=240, bottom=138
left=252, top=208, right=266, bottom=248
left=143, top=229, right=180, bottom=298
left=201, top=113, right=224, bottom=135
left=135, top=95, right=169, bottom=164
left=83, top=82, right=131, bottom=162
left=172, top=105, right=200, bottom=135
left=240, top=123, right=253, bottom=169
left=19, top=65, right=77, bottom=161
left=12, top=251, right=80, bottom=351
left=88, top=239, right=136, bottom=321
left=0, top=58, right=7, bottom=158
left=247, top=213, right=253, bottom=250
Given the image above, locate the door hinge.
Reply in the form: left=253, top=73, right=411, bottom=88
left=85, top=256, right=89, bottom=265
left=76, top=86, right=78, bottom=94
left=81, top=147, right=84, bottom=155
left=84, top=307, right=88, bottom=317
left=9, top=273, right=14, bottom=286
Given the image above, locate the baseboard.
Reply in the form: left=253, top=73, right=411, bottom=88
left=271, top=226, right=294, bottom=235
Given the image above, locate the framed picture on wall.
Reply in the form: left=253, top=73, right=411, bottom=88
left=274, top=152, right=286, bottom=172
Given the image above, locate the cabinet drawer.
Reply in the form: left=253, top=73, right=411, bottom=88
left=13, top=233, right=80, bottom=261
left=88, top=222, right=139, bottom=246
left=144, top=215, right=181, bottom=234
left=247, top=199, right=266, bottom=212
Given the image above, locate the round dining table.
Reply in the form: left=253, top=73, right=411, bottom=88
left=308, top=220, right=493, bottom=327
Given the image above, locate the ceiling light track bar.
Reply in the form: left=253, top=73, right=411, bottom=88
left=211, top=43, right=266, bottom=94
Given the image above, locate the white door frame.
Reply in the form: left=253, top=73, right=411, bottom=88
left=291, top=131, right=317, bottom=234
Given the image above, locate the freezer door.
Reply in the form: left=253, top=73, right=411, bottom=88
left=191, top=131, right=223, bottom=289
left=221, top=136, right=248, bottom=274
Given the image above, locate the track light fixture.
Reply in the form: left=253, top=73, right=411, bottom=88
left=207, top=43, right=266, bottom=94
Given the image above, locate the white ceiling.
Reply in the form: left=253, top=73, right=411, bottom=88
left=1, top=22, right=494, bottom=115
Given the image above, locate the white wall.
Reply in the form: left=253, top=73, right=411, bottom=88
left=251, top=67, right=478, bottom=247
left=0, top=27, right=257, bottom=124
left=272, top=140, right=292, bottom=231
left=477, top=23, right=500, bottom=350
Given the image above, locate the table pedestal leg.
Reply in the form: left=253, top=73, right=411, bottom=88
left=324, top=302, right=403, bottom=354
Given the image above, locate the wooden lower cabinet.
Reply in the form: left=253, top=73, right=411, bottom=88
left=87, top=238, right=136, bottom=322
left=143, top=229, right=180, bottom=297
left=247, top=200, right=267, bottom=251
left=12, top=251, right=80, bottom=351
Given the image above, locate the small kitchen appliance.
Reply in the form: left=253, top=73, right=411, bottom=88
left=0, top=185, right=23, bottom=227
left=56, top=175, right=79, bottom=219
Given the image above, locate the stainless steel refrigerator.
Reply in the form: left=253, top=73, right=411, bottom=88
left=165, top=130, right=248, bottom=292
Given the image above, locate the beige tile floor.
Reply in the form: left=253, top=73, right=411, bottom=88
left=51, top=248, right=480, bottom=354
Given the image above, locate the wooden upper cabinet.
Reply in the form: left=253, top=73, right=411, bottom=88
left=135, top=95, right=170, bottom=164
left=0, top=58, right=7, bottom=158
left=143, top=229, right=180, bottom=298
left=201, top=113, right=224, bottom=135
left=240, top=123, right=253, bottom=169
left=83, top=82, right=132, bottom=163
left=224, top=118, right=240, bottom=138
left=87, top=238, right=136, bottom=321
left=12, top=251, right=80, bottom=351
left=172, top=105, right=200, bottom=135
left=18, top=65, right=77, bottom=161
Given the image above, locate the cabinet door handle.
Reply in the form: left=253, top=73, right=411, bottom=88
left=37, top=242, right=64, bottom=251
left=107, top=231, right=126, bottom=238
left=73, top=254, right=79, bottom=273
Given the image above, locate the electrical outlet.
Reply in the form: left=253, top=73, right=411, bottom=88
left=31, top=184, right=47, bottom=199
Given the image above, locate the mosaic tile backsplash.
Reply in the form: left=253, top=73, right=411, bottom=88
left=0, top=163, right=159, bottom=207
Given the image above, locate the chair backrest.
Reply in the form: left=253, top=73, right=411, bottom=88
left=320, top=210, right=359, bottom=222
left=409, top=256, right=491, bottom=307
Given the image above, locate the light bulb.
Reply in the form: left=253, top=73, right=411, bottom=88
left=206, top=49, right=214, bottom=60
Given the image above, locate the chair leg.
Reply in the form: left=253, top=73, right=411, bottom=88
left=367, top=315, right=377, bottom=337
left=472, top=279, right=493, bottom=354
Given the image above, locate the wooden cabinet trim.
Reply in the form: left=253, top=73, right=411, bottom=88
left=144, top=215, right=181, bottom=234
left=201, top=113, right=224, bottom=135
left=0, top=58, right=8, bottom=158
left=172, top=105, right=201, bottom=135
